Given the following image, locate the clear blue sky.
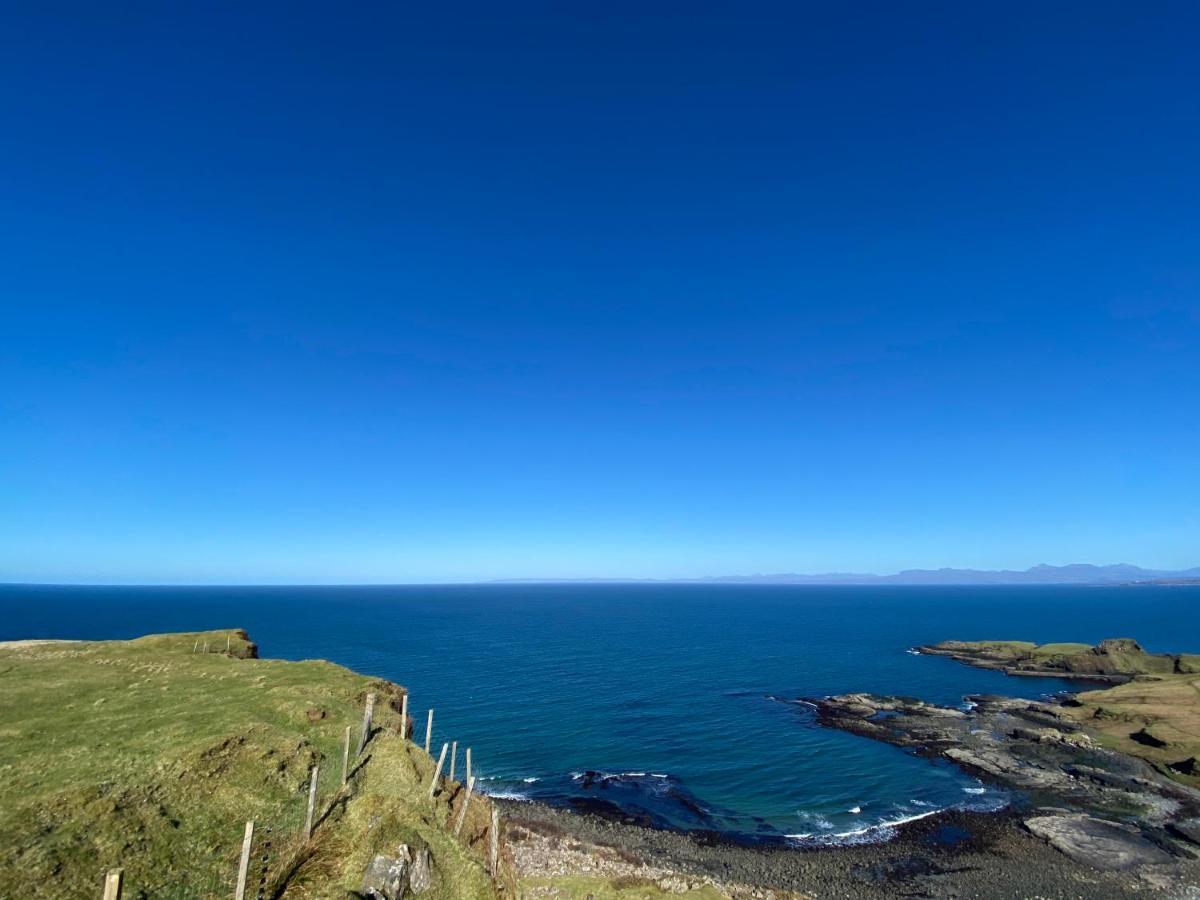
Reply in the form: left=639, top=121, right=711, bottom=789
left=2, top=2, right=1197, bottom=583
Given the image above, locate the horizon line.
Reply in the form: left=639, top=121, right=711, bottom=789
left=3, top=561, right=1199, bottom=589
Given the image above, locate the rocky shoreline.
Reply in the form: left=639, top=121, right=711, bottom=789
left=499, top=796, right=1200, bottom=898
left=811, top=693, right=1199, bottom=866
left=498, top=638, right=1200, bottom=897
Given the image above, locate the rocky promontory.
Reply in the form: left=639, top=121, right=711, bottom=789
left=916, top=637, right=1200, bottom=683
left=806, top=635, right=1200, bottom=885
left=812, top=690, right=1200, bottom=874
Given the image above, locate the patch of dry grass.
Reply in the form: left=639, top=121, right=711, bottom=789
left=1063, top=675, right=1200, bottom=787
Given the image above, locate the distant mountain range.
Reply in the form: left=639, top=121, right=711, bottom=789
left=493, top=564, right=1200, bottom=586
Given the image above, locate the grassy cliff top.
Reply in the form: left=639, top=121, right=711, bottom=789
left=0, top=630, right=499, bottom=899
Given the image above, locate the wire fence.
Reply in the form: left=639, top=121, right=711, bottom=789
left=93, top=756, right=344, bottom=898
left=93, top=693, right=513, bottom=899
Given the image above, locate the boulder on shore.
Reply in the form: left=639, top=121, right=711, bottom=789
left=1023, top=814, right=1174, bottom=870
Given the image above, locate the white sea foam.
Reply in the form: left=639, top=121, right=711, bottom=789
left=787, top=808, right=942, bottom=847
left=962, top=786, right=987, bottom=795
left=848, top=806, right=862, bottom=814
left=522, top=777, right=541, bottom=783
left=795, top=812, right=834, bottom=831
left=480, top=789, right=530, bottom=801
left=570, top=770, right=671, bottom=782
left=835, top=808, right=940, bottom=838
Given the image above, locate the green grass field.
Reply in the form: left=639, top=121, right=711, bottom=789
left=0, top=630, right=499, bottom=898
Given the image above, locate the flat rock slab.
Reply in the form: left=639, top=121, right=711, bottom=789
left=1171, top=818, right=1200, bottom=846
left=1024, top=814, right=1174, bottom=870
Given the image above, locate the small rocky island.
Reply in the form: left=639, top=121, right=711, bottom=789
left=813, top=638, right=1200, bottom=882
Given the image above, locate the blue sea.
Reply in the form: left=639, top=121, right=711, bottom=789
left=3, top=584, right=1196, bottom=844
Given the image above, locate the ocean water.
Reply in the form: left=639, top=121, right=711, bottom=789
left=3, top=583, right=1197, bottom=844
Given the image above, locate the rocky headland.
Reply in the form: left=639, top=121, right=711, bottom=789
left=806, top=637, right=1200, bottom=892
left=497, top=636, right=1200, bottom=897
left=916, top=637, right=1200, bottom=684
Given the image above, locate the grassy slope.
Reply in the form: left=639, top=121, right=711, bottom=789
left=0, top=630, right=497, bottom=899
left=1030, top=642, right=1093, bottom=657
left=1061, top=675, right=1200, bottom=788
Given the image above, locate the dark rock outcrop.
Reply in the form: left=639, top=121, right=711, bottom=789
left=810, top=691, right=1200, bottom=870
left=1169, top=757, right=1198, bottom=776
left=1094, top=638, right=1144, bottom=655
left=1130, top=726, right=1170, bottom=748
left=1170, top=817, right=1200, bottom=846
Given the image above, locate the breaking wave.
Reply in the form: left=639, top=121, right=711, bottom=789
left=788, top=809, right=941, bottom=846
left=480, top=788, right=531, bottom=801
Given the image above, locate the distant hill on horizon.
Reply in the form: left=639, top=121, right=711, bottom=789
left=493, top=563, right=1200, bottom=586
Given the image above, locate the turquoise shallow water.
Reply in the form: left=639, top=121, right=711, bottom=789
left=3, top=584, right=1196, bottom=843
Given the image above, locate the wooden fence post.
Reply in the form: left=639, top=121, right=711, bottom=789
left=428, top=743, right=448, bottom=798
left=341, top=725, right=351, bottom=787
left=234, top=820, right=254, bottom=900
left=225, top=635, right=231, bottom=653
left=489, top=807, right=500, bottom=877
left=425, top=709, right=434, bottom=754
left=401, top=692, right=409, bottom=740
left=102, top=868, right=123, bottom=900
left=192, top=639, right=198, bottom=654
left=356, top=692, right=376, bottom=757
left=466, top=747, right=472, bottom=784
left=304, top=765, right=319, bottom=841
left=203, top=641, right=208, bottom=653
left=452, top=775, right=476, bottom=836
left=450, top=741, right=457, bottom=782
